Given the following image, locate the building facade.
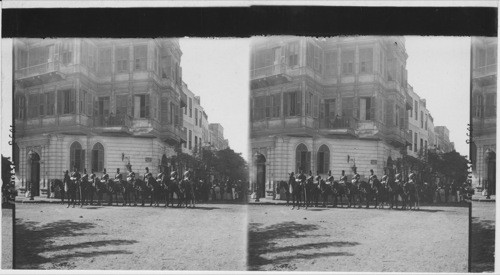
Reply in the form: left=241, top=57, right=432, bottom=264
left=249, top=36, right=414, bottom=197
left=434, top=126, right=455, bottom=153
left=181, top=82, right=207, bottom=155
left=406, top=84, right=433, bottom=161
left=471, top=37, right=497, bottom=194
left=13, top=38, right=188, bottom=196
left=208, top=123, right=228, bottom=151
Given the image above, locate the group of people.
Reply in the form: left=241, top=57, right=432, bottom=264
left=53, top=166, right=246, bottom=208
left=280, top=168, right=472, bottom=210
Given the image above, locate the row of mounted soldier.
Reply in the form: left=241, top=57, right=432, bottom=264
left=279, top=168, right=471, bottom=210
left=52, top=167, right=199, bottom=208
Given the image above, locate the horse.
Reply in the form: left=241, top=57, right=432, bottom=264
left=369, top=178, right=385, bottom=209
left=317, top=179, right=331, bottom=207
left=64, top=176, right=77, bottom=208
left=277, top=181, right=291, bottom=206
left=358, top=181, right=372, bottom=208
left=147, top=176, right=162, bottom=207
left=95, top=177, right=113, bottom=206
left=303, top=176, right=316, bottom=209
left=86, top=177, right=97, bottom=205
left=290, top=178, right=303, bottom=210
left=403, top=180, right=419, bottom=210
left=181, top=177, right=196, bottom=208
left=165, top=177, right=183, bottom=207
left=387, top=179, right=402, bottom=209
left=331, top=180, right=346, bottom=207
left=344, top=181, right=358, bottom=208
left=51, top=179, right=65, bottom=203
left=78, top=176, right=91, bottom=207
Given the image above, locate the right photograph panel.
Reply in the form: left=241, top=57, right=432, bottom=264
left=247, top=36, right=490, bottom=272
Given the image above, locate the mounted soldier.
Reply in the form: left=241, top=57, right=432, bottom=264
left=64, top=169, right=76, bottom=208
left=88, top=169, right=97, bottom=205
left=70, top=166, right=81, bottom=206
left=80, top=168, right=89, bottom=207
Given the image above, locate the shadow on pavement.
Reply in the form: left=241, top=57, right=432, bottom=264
left=15, top=219, right=137, bottom=269
left=470, top=217, right=495, bottom=273
left=248, top=222, right=357, bottom=271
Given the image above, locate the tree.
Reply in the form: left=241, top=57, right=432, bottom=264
left=214, top=148, right=248, bottom=182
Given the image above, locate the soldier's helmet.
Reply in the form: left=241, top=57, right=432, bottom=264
left=171, top=171, right=178, bottom=177
left=184, top=171, right=190, bottom=178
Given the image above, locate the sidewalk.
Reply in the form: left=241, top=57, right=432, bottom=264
left=471, top=194, right=496, bottom=202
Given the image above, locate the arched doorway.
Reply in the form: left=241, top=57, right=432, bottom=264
left=295, top=143, right=311, bottom=174
left=27, top=151, right=40, bottom=196
left=254, top=153, right=266, bottom=198
left=317, top=145, right=330, bottom=174
left=486, top=151, right=496, bottom=195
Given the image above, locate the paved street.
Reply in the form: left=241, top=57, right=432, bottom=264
left=14, top=203, right=247, bottom=270
left=2, top=207, right=13, bottom=269
left=248, top=204, right=468, bottom=272
left=470, top=201, right=495, bottom=273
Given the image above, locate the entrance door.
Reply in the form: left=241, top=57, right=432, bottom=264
left=28, top=152, right=40, bottom=196
left=257, top=163, right=266, bottom=198
left=487, top=152, right=496, bottom=195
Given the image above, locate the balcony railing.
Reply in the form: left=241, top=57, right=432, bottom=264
left=320, top=116, right=358, bottom=130
left=473, top=64, right=497, bottom=78
left=251, top=64, right=287, bottom=80
left=16, top=61, right=60, bottom=79
left=94, top=114, right=131, bottom=128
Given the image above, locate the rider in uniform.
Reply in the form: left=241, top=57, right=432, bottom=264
left=115, top=168, right=123, bottom=183
left=314, top=171, right=322, bottom=187
left=81, top=168, right=89, bottom=184
left=368, top=169, right=378, bottom=185
left=70, top=166, right=81, bottom=184
left=381, top=170, right=389, bottom=188
left=89, top=169, right=96, bottom=185
left=352, top=168, right=361, bottom=188
left=144, top=167, right=153, bottom=182
left=394, top=171, right=402, bottom=185
left=340, top=170, right=348, bottom=186
left=408, top=170, right=416, bottom=184
left=327, top=170, right=334, bottom=185
left=102, top=168, right=109, bottom=182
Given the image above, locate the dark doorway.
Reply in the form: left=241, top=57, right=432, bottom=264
left=255, top=154, right=266, bottom=198
left=28, top=151, right=40, bottom=196
left=487, top=151, right=496, bottom=195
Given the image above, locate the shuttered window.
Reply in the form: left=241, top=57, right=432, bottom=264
left=115, top=46, right=129, bottom=73
left=342, top=97, right=354, bottom=118
left=295, top=143, right=311, bottom=174
left=317, top=145, right=330, bottom=174
left=61, top=40, right=73, bottom=65
left=161, top=55, right=172, bottom=79
left=58, top=89, right=76, bottom=115
left=284, top=91, right=302, bottom=117
left=98, top=47, right=112, bottom=76
left=15, top=95, right=26, bottom=119
left=253, top=96, right=266, bottom=121
left=485, top=94, right=496, bottom=117
left=359, top=48, right=373, bottom=73
left=134, top=94, right=150, bottom=118
left=325, top=51, right=337, bottom=77
left=287, top=42, right=299, bottom=67
left=134, top=45, right=147, bottom=71
left=28, top=93, right=39, bottom=118
left=341, top=50, right=354, bottom=75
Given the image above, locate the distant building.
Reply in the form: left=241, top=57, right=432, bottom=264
left=13, top=38, right=187, bottom=196
left=209, top=123, right=228, bottom=150
left=471, top=37, right=497, bottom=194
left=406, top=84, right=433, bottom=162
left=182, top=83, right=208, bottom=155
left=434, top=126, right=454, bottom=153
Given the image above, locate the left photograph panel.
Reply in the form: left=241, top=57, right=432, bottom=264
left=9, top=38, right=250, bottom=270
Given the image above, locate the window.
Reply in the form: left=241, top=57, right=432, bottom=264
left=414, top=100, right=418, bottom=120
left=189, top=130, right=192, bottom=150
left=97, top=97, right=110, bottom=117
left=341, top=50, right=354, bottom=75
left=317, top=145, right=330, bottom=174
left=194, top=136, right=198, bottom=151
left=153, top=47, right=159, bottom=74
left=284, top=91, right=302, bottom=117
left=324, top=99, right=336, bottom=120
left=486, top=45, right=497, bottom=66
left=424, top=140, right=428, bottom=151
left=425, top=114, right=428, bottom=130
left=473, top=94, right=483, bottom=118
left=115, top=46, right=129, bottom=73
left=70, top=141, right=85, bottom=172
left=295, top=143, right=311, bottom=174
left=485, top=94, right=496, bottom=117
left=98, top=47, right=112, bottom=75
left=195, top=108, right=198, bottom=126
left=170, top=102, right=175, bottom=124
left=183, top=127, right=187, bottom=148
left=91, top=142, right=104, bottom=173
left=161, top=55, right=172, bottom=79
left=15, top=95, right=26, bottom=119
left=28, top=46, right=50, bottom=67
left=408, top=130, right=413, bottom=151
left=420, top=138, right=424, bottom=154
left=134, top=94, right=150, bottom=118
left=27, top=93, right=39, bottom=118
left=17, top=48, right=28, bottom=69
left=379, top=50, right=384, bottom=77
left=306, top=42, right=322, bottom=73
left=189, top=98, right=192, bottom=118
left=414, top=133, right=418, bottom=153
left=325, top=51, right=338, bottom=77
left=81, top=41, right=96, bottom=72
left=359, top=48, right=373, bottom=73
left=409, top=98, right=413, bottom=118
left=45, top=91, right=55, bottom=116
left=342, top=97, right=354, bottom=118
left=252, top=96, right=266, bottom=120
left=395, top=105, right=400, bottom=127
left=288, top=42, right=299, bottom=67
left=387, top=58, right=396, bottom=81
left=476, top=47, right=486, bottom=68
left=134, top=45, right=147, bottom=71
left=61, top=40, right=73, bottom=65
left=305, top=92, right=313, bottom=116
left=58, top=89, right=76, bottom=115
left=420, top=111, right=424, bottom=128
left=359, top=97, right=372, bottom=121
left=116, top=94, right=128, bottom=120
left=264, top=94, right=281, bottom=118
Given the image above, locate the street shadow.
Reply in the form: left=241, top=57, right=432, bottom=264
left=14, top=219, right=137, bottom=269
left=248, top=222, right=358, bottom=271
left=470, top=217, right=495, bottom=273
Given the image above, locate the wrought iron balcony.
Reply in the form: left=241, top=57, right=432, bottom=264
left=319, top=116, right=358, bottom=136
left=94, top=114, right=132, bottom=129
left=15, top=61, right=65, bottom=87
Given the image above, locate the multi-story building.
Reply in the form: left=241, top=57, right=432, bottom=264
left=406, top=84, right=432, bottom=162
left=208, top=123, right=227, bottom=150
left=181, top=83, right=206, bottom=155
left=249, top=36, right=413, bottom=197
left=13, top=38, right=187, bottom=196
left=471, top=37, right=497, bottom=194
left=427, top=114, right=436, bottom=150
left=435, top=126, right=454, bottom=153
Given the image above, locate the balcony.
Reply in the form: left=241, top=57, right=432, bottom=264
left=319, top=116, right=358, bottom=136
left=250, top=64, right=292, bottom=89
left=15, top=61, right=66, bottom=87
left=93, top=114, right=132, bottom=135
left=160, top=124, right=187, bottom=145
left=386, top=127, right=406, bottom=147
left=473, top=64, right=497, bottom=79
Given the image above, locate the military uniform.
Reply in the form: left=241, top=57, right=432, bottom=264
left=352, top=173, right=360, bottom=187
left=327, top=174, right=334, bottom=185
left=70, top=170, right=81, bottom=183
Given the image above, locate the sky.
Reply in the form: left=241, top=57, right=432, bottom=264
left=179, top=38, right=250, bottom=160
left=405, top=36, right=470, bottom=156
